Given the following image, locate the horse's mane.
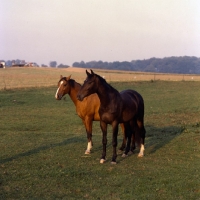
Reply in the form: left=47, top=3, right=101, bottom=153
left=60, top=77, right=82, bottom=87
left=95, top=73, right=106, bottom=83
left=95, top=73, right=118, bottom=93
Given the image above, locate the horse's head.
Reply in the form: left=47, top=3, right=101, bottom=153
left=77, top=70, right=98, bottom=101
left=55, top=75, right=71, bottom=100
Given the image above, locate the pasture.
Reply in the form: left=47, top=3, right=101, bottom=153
left=0, top=68, right=200, bottom=199
left=1, top=67, right=200, bottom=90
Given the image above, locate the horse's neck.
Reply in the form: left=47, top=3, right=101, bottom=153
left=68, top=81, right=81, bottom=106
left=97, top=81, right=116, bottom=107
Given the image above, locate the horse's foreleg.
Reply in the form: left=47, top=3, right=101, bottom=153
left=100, top=121, right=107, bottom=163
left=111, top=121, right=119, bottom=164
left=83, top=118, right=93, bottom=154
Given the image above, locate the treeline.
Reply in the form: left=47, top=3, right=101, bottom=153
left=73, top=56, right=200, bottom=74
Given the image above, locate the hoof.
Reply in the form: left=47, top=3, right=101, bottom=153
left=85, top=150, right=91, bottom=154
left=111, top=161, right=117, bottom=165
left=118, top=149, right=123, bottom=154
left=122, top=153, right=128, bottom=158
left=100, top=159, right=106, bottom=164
left=138, top=153, right=144, bottom=158
left=128, top=151, right=133, bottom=155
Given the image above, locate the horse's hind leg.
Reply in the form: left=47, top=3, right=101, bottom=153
left=137, top=119, right=146, bottom=157
left=83, top=118, right=93, bottom=154
left=118, top=123, right=126, bottom=152
left=131, top=133, right=136, bottom=152
left=118, top=123, right=135, bottom=153
left=122, top=122, right=132, bottom=157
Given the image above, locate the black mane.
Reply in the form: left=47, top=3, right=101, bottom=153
left=95, top=73, right=118, bottom=93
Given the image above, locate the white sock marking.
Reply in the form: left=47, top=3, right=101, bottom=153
left=87, top=141, right=92, bottom=151
left=138, top=144, right=145, bottom=157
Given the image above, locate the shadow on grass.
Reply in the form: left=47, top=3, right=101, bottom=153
left=0, top=136, right=85, bottom=164
left=145, top=125, right=185, bottom=154
left=0, top=125, right=185, bottom=164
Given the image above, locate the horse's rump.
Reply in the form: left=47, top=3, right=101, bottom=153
left=120, top=89, right=145, bottom=146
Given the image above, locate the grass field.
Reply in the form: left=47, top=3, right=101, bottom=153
left=0, top=68, right=200, bottom=199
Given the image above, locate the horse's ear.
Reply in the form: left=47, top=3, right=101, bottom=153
left=86, top=70, right=90, bottom=76
left=66, top=75, right=71, bottom=81
left=60, top=75, right=63, bottom=79
left=90, top=69, right=94, bottom=75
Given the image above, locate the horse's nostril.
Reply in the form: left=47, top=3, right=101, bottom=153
left=56, top=94, right=62, bottom=100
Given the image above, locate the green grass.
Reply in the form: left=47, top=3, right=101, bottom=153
left=0, top=81, right=200, bottom=199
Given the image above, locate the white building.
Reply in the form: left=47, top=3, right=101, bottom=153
left=0, top=61, right=5, bottom=68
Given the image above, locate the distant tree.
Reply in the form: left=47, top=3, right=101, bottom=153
left=15, top=59, right=23, bottom=65
left=86, top=61, right=97, bottom=69
left=57, top=64, right=69, bottom=68
left=34, top=63, right=39, bottom=67
left=72, top=56, right=200, bottom=74
left=6, top=60, right=12, bottom=66
left=73, top=61, right=86, bottom=68
left=49, top=61, right=57, bottom=68
left=41, top=64, right=48, bottom=67
left=11, top=60, right=16, bottom=65
left=145, top=64, right=156, bottom=72
left=72, top=62, right=80, bottom=67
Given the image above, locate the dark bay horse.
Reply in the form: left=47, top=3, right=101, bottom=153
left=77, top=70, right=146, bottom=164
left=55, top=75, right=129, bottom=154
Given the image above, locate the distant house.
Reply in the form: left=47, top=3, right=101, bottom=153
left=25, top=62, right=38, bottom=67
left=0, top=61, right=5, bottom=68
left=11, top=62, right=38, bottom=67
left=12, top=64, right=26, bottom=67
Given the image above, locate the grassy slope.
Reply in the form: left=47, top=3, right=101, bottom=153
left=0, top=81, right=200, bottom=199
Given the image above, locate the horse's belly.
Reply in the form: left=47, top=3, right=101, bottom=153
left=94, top=114, right=100, bottom=121
left=121, top=114, right=134, bottom=122
left=100, top=114, right=113, bottom=124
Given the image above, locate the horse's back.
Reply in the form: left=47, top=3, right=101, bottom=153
left=120, top=89, right=144, bottom=105
left=120, top=89, right=144, bottom=121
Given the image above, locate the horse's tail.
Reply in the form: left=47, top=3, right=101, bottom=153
left=134, top=96, right=146, bottom=147
left=135, top=122, right=146, bottom=144
left=130, top=90, right=146, bottom=147
left=134, top=122, right=140, bottom=147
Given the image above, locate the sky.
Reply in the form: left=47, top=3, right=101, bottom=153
left=1, top=0, right=200, bottom=66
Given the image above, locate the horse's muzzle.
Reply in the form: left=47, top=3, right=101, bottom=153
left=55, top=94, right=62, bottom=100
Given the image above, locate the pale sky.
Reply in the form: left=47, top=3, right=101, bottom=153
left=1, top=0, right=200, bottom=66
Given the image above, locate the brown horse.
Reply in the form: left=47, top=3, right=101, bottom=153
left=77, top=70, right=146, bottom=164
left=55, top=75, right=131, bottom=154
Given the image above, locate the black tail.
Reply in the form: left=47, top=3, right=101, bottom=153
left=134, top=118, right=146, bottom=147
